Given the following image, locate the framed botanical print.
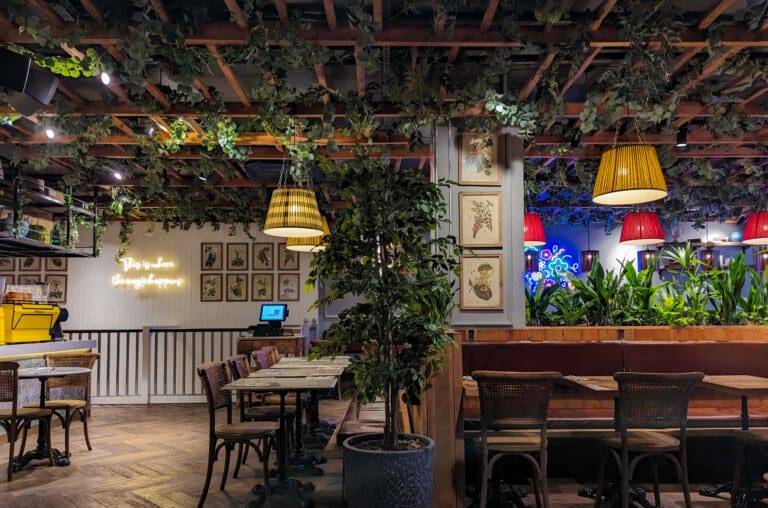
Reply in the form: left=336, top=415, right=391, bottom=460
left=0, top=257, right=15, bottom=272
left=459, top=192, right=503, bottom=248
left=227, top=243, right=249, bottom=271
left=226, top=274, right=248, bottom=302
left=251, top=273, right=274, bottom=301
left=277, top=243, right=299, bottom=271
left=45, top=274, right=67, bottom=304
left=45, top=257, right=68, bottom=271
left=201, top=243, right=223, bottom=271
left=460, top=255, right=503, bottom=310
left=252, top=242, right=274, bottom=270
left=19, top=256, right=41, bottom=271
left=459, top=132, right=501, bottom=186
left=200, top=273, right=223, bottom=302
left=19, top=274, right=42, bottom=284
left=278, top=273, right=300, bottom=301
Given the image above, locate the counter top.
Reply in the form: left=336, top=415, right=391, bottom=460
left=0, top=340, right=97, bottom=360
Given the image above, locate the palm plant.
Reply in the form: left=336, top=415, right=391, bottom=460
left=739, top=265, right=768, bottom=324
left=566, top=260, right=623, bottom=325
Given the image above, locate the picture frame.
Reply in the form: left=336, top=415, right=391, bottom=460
left=277, top=243, right=299, bottom=271
left=45, top=274, right=67, bottom=304
left=19, top=274, right=42, bottom=285
left=201, top=243, right=223, bottom=271
left=200, top=273, right=223, bottom=302
left=226, top=273, right=248, bottom=302
left=252, top=242, right=275, bottom=270
left=251, top=273, right=274, bottom=301
left=459, top=191, right=503, bottom=248
left=277, top=273, right=300, bottom=301
left=0, top=274, right=14, bottom=285
left=19, top=256, right=41, bottom=272
left=460, top=254, right=503, bottom=310
left=226, top=243, right=249, bottom=271
left=0, top=258, right=15, bottom=272
left=459, top=132, right=501, bottom=186
left=45, top=257, right=68, bottom=272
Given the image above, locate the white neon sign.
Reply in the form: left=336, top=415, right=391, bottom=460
left=111, top=257, right=183, bottom=290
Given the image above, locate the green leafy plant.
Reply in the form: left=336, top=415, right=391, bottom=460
left=619, top=258, right=664, bottom=325
left=566, top=260, right=623, bottom=325
left=549, top=288, right=586, bottom=326
left=525, top=283, right=559, bottom=326
left=653, top=287, right=695, bottom=327
left=309, top=151, right=461, bottom=450
left=709, top=252, right=749, bottom=325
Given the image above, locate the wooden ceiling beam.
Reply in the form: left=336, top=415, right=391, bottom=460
left=524, top=147, right=768, bottom=159
left=79, top=0, right=106, bottom=27
left=533, top=128, right=768, bottom=146
left=314, top=64, right=331, bottom=105
left=373, top=0, right=383, bottom=27
left=589, top=0, right=618, bottom=32
left=149, top=0, right=171, bottom=23
left=224, top=0, right=248, bottom=29
left=111, top=117, right=133, bottom=136
left=8, top=22, right=768, bottom=48
left=56, top=82, right=86, bottom=106
left=736, top=85, right=768, bottom=111
left=518, top=52, right=556, bottom=102
left=272, top=0, right=289, bottom=24
left=73, top=145, right=431, bottom=160
left=679, top=47, right=741, bottom=93
left=354, top=46, right=366, bottom=97
left=698, top=0, right=737, bottom=30
left=207, top=44, right=252, bottom=107
left=673, top=47, right=702, bottom=73
left=479, top=0, right=500, bottom=32
left=322, top=0, right=338, bottom=31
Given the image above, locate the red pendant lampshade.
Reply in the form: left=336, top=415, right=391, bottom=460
left=524, top=213, right=546, bottom=247
left=620, top=211, right=664, bottom=245
left=742, top=211, right=768, bottom=245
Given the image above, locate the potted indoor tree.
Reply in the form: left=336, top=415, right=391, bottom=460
left=309, top=150, right=461, bottom=508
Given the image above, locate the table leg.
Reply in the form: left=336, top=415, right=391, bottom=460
left=742, top=395, right=750, bottom=431
left=701, top=395, right=751, bottom=499
left=289, top=390, right=325, bottom=475
left=14, top=377, right=70, bottom=471
left=250, top=391, right=316, bottom=508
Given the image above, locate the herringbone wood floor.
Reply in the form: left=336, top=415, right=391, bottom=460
left=0, top=403, right=734, bottom=507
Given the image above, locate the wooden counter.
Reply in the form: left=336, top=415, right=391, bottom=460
left=237, top=335, right=306, bottom=356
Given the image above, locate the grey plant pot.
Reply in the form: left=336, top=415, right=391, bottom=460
left=343, top=433, right=435, bottom=508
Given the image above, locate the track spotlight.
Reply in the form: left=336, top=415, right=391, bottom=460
left=113, top=171, right=123, bottom=180
left=100, top=71, right=111, bottom=85
left=44, top=128, right=55, bottom=139
left=675, top=126, right=687, bottom=148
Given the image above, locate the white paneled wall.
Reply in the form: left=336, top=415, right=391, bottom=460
left=64, top=224, right=318, bottom=330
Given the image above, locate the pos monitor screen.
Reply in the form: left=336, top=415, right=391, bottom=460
left=260, top=303, right=288, bottom=323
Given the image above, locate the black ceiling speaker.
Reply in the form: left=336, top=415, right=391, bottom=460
left=0, top=49, right=59, bottom=116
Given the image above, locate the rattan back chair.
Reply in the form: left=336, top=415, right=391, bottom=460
left=23, top=352, right=99, bottom=459
left=0, top=361, right=54, bottom=481
left=196, top=361, right=277, bottom=508
left=472, top=370, right=562, bottom=508
left=249, top=350, right=263, bottom=371
left=254, top=350, right=270, bottom=370
left=261, top=346, right=279, bottom=367
left=594, top=372, right=704, bottom=508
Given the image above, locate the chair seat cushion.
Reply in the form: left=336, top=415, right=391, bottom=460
left=600, top=431, right=680, bottom=452
left=216, top=421, right=278, bottom=439
left=0, top=407, right=53, bottom=419
left=25, top=399, right=86, bottom=410
left=482, top=431, right=545, bottom=453
left=244, top=405, right=295, bottom=420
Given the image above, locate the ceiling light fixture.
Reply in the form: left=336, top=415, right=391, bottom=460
left=580, top=216, right=599, bottom=273
left=742, top=211, right=768, bottom=245
left=619, top=211, right=665, bottom=245
left=286, top=216, right=331, bottom=252
left=264, top=187, right=324, bottom=238
left=198, top=175, right=208, bottom=181
left=100, top=71, right=111, bottom=85
left=113, top=171, right=123, bottom=180
left=675, top=126, right=688, bottom=148
left=523, top=212, right=546, bottom=247
left=44, top=127, right=55, bottom=139
left=593, top=145, right=668, bottom=206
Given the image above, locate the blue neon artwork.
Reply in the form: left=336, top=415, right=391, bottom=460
left=524, top=244, right=580, bottom=293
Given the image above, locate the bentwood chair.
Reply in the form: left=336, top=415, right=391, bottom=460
left=0, top=361, right=54, bottom=481
left=594, top=372, right=704, bottom=508
left=472, top=370, right=562, bottom=508
left=196, top=361, right=277, bottom=508
left=24, top=352, right=99, bottom=458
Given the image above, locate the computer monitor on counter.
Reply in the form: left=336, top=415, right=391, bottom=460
left=251, top=303, right=288, bottom=336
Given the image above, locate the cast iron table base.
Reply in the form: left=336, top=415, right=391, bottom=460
left=578, top=484, right=653, bottom=508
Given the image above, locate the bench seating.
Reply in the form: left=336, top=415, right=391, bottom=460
left=462, top=341, right=768, bottom=428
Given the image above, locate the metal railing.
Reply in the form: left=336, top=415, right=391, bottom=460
left=64, top=327, right=248, bottom=404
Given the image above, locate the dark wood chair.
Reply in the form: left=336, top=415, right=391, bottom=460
left=196, top=361, right=278, bottom=508
left=472, top=370, right=562, bottom=508
left=0, top=361, right=54, bottom=481
left=24, top=352, right=99, bottom=458
left=594, top=372, right=704, bottom=508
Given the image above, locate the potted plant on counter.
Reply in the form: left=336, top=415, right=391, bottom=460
left=309, top=150, right=461, bottom=508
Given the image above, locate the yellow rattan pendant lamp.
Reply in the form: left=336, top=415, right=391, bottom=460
left=286, top=216, right=331, bottom=252
left=592, top=145, right=668, bottom=206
